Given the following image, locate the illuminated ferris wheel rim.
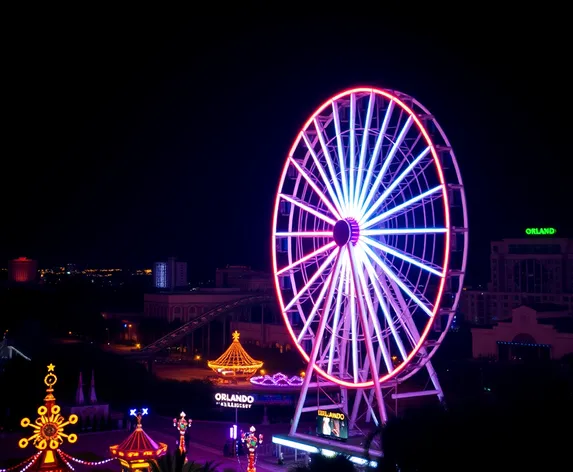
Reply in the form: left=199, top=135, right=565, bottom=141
left=271, top=86, right=462, bottom=389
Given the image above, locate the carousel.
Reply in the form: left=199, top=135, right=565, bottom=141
left=109, top=409, right=167, bottom=471
left=207, top=331, right=263, bottom=379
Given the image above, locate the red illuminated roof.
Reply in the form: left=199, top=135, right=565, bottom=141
left=109, top=424, right=167, bottom=460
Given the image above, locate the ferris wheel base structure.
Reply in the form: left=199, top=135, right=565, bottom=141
left=271, top=86, right=468, bottom=457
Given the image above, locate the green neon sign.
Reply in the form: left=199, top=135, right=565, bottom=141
left=525, top=227, right=556, bottom=236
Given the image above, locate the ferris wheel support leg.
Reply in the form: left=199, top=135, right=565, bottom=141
left=348, top=245, right=388, bottom=425
left=290, top=249, right=343, bottom=436
left=423, top=359, right=444, bottom=403
left=290, top=357, right=316, bottom=435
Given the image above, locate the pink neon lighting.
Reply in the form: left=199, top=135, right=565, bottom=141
left=271, top=86, right=451, bottom=389
left=249, top=372, right=304, bottom=387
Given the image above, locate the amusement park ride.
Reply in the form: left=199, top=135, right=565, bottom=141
left=271, top=86, right=468, bottom=461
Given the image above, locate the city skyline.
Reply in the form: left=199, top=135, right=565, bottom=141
left=3, top=11, right=569, bottom=286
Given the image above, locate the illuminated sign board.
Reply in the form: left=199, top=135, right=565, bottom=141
left=316, top=409, right=348, bottom=440
left=525, top=227, right=556, bottom=236
left=214, top=392, right=255, bottom=409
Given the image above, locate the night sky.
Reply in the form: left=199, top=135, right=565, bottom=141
left=3, top=9, right=569, bottom=284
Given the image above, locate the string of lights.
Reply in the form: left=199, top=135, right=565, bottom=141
left=57, top=450, right=117, bottom=466
left=0, top=452, right=42, bottom=472
left=249, top=372, right=303, bottom=387
left=56, top=451, right=75, bottom=471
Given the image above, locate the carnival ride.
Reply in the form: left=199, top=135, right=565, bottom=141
left=109, top=409, right=168, bottom=471
left=271, top=87, right=468, bottom=455
left=208, top=331, right=263, bottom=378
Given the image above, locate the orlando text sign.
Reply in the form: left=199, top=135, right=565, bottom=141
left=525, top=227, right=556, bottom=236
left=214, top=392, right=255, bottom=409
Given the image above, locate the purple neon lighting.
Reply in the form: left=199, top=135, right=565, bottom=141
left=249, top=373, right=304, bottom=387
left=272, top=87, right=457, bottom=388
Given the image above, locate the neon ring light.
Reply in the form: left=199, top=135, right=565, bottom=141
left=272, top=87, right=468, bottom=389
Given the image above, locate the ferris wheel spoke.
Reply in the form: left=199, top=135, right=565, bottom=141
left=327, top=265, right=347, bottom=375
left=356, top=100, right=395, bottom=211
left=351, top=245, right=394, bottom=373
left=354, top=91, right=375, bottom=210
left=361, top=184, right=444, bottom=230
left=360, top=146, right=431, bottom=224
left=279, top=194, right=337, bottom=226
left=348, top=244, right=392, bottom=378
left=289, top=157, right=342, bottom=219
left=300, top=133, right=343, bottom=217
left=356, top=246, right=409, bottom=361
left=315, top=257, right=346, bottom=369
left=361, top=236, right=444, bottom=277
left=360, top=242, right=433, bottom=317
left=368, top=255, right=418, bottom=349
left=345, top=250, right=360, bottom=383
left=359, top=115, right=414, bottom=218
left=275, top=231, right=333, bottom=237
left=348, top=93, right=357, bottom=209
left=313, top=118, right=346, bottom=215
left=332, top=102, right=349, bottom=209
left=283, top=249, right=338, bottom=312
left=276, top=241, right=336, bottom=276
left=361, top=227, right=447, bottom=236
left=379, top=269, right=424, bottom=346
left=296, top=251, right=344, bottom=344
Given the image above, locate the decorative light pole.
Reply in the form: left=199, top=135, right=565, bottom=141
left=173, top=411, right=190, bottom=455
left=241, top=425, right=263, bottom=472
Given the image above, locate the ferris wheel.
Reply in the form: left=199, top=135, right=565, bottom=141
left=271, top=87, right=468, bottom=434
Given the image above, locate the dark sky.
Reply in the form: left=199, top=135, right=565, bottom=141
left=3, top=8, right=570, bottom=284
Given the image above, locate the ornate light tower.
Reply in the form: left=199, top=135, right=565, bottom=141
left=241, top=426, right=263, bottom=472
left=173, top=411, right=191, bottom=455
left=18, top=363, right=79, bottom=471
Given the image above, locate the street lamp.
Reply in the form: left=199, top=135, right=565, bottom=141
left=241, top=425, right=263, bottom=472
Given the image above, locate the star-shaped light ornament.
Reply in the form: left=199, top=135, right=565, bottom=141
left=19, top=364, right=79, bottom=450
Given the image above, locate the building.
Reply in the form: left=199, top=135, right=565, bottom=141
left=471, top=304, right=573, bottom=361
left=153, top=257, right=188, bottom=290
left=215, top=265, right=273, bottom=291
left=8, top=257, right=38, bottom=283
left=144, top=288, right=248, bottom=323
left=460, top=229, right=573, bottom=325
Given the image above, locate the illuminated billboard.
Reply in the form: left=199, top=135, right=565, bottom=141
left=315, top=409, right=348, bottom=441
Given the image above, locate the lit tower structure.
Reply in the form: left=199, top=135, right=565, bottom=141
left=109, top=409, right=167, bottom=471
left=16, top=364, right=79, bottom=472
left=172, top=411, right=191, bottom=457
left=241, top=426, right=263, bottom=472
left=207, top=331, right=263, bottom=378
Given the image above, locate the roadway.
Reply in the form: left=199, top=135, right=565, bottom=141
left=0, top=417, right=310, bottom=472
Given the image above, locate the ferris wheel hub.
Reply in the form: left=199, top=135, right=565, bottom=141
left=333, top=218, right=360, bottom=247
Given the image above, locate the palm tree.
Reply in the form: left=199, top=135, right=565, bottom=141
left=151, top=453, right=221, bottom=472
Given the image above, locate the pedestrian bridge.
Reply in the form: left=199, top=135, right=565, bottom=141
left=129, top=293, right=275, bottom=359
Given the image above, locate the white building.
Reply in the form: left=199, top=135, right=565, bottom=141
left=460, top=231, right=573, bottom=325
left=153, top=257, right=188, bottom=289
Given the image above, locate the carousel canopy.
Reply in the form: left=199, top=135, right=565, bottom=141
left=207, top=331, right=263, bottom=377
left=109, top=414, right=167, bottom=461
